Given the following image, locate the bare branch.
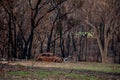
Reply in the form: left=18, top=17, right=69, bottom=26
left=28, top=0, right=35, bottom=10
left=47, top=0, right=67, bottom=13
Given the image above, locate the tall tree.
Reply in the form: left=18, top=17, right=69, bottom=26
left=84, top=0, right=120, bottom=63
left=0, top=0, right=22, bottom=59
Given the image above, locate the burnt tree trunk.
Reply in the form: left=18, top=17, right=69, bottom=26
left=66, top=33, right=70, bottom=56
left=8, top=14, right=13, bottom=60
left=46, top=26, right=54, bottom=52
left=72, top=34, right=77, bottom=51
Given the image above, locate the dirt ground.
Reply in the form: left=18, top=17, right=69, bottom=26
left=0, top=61, right=120, bottom=80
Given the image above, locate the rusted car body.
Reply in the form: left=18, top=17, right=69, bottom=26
left=35, top=53, right=62, bottom=63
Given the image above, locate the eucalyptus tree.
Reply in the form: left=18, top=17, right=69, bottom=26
left=0, top=0, right=25, bottom=59
left=83, top=0, right=120, bottom=63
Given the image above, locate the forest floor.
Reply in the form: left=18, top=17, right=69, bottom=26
left=0, top=60, right=120, bottom=80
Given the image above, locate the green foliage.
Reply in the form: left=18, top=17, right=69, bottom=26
left=65, top=73, right=79, bottom=77
left=76, top=31, right=93, bottom=37
left=36, top=71, right=50, bottom=77
left=36, top=71, right=100, bottom=80
left=9, top=71, right=29, bottom=76
left=74, top=62, right=120, bottom=73
left=6, top=65, right=120, bottom=80
left=65, top=73, right=100, bottom=80
left=80, top=75, right=100, bottom=80
left=65, top=73, right=80, bottom=80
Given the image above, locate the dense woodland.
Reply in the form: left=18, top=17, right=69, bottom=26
left=0, top=0, right=120, bottom=64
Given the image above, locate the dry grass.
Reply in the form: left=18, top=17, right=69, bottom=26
left=1, top=61, right=120, bottom=80
left=1, top=60, right=120, bottom=73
